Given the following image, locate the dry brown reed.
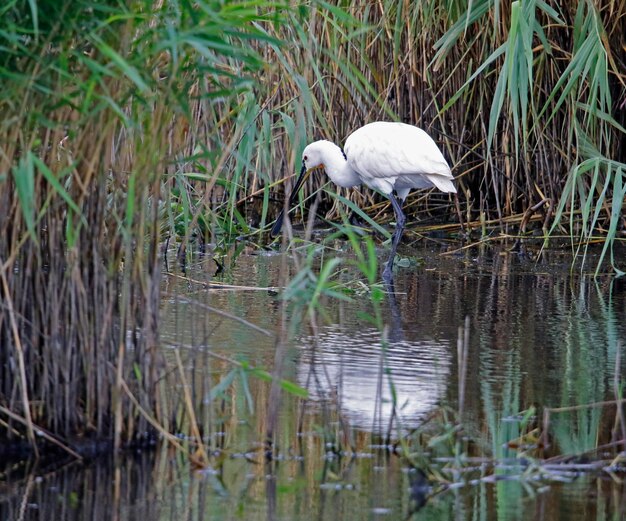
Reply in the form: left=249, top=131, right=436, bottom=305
left=0, top=2, right=259, bottom=454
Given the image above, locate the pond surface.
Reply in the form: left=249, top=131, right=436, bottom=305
left=2, top=243, right=626, bottom=520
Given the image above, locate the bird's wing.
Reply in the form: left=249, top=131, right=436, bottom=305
left=345, top=122, right=455, bottom=193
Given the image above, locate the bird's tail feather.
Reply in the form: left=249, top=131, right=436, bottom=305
left=427, top=174, right=457, bottom=193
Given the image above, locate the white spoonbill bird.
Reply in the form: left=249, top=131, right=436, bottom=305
left=270, top=121, right=456, bottom=281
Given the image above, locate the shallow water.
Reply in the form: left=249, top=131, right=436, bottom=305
left=2, top=244, right=626, bottom=520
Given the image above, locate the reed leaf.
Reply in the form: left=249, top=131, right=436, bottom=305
left=11, top=154, right=37, bottom=243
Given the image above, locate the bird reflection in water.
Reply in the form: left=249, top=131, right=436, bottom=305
left=297, top=280, right=452, bottom=439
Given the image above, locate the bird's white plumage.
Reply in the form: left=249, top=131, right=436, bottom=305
left=344, top=122, right=455, bottom=199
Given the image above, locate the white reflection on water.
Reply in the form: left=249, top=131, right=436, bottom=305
left=297, top=325, right=451, bottom=434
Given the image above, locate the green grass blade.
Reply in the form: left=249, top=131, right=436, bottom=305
left=32, top=156, right=83, bottom=219
left=329, top=190, right=392, bottom=239
left=11, top=153, right=37, bottom=242
left=92, top=37, right=150, bottom=94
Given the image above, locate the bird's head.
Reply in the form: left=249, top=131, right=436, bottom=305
left=270, top=140, right=342, bottom=238
left=301, top=140, right=332, bottom=171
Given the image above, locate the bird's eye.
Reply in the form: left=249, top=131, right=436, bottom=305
left=303, top=155, right=308, bottom=162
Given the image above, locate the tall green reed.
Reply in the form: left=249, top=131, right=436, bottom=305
left=0, top=0, right=286, bottom=452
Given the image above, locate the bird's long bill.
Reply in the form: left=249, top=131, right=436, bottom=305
left=270, top=163, right=309, bottom=237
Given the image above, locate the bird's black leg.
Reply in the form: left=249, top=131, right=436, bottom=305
left=382, top=193, right=406, bottom=282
